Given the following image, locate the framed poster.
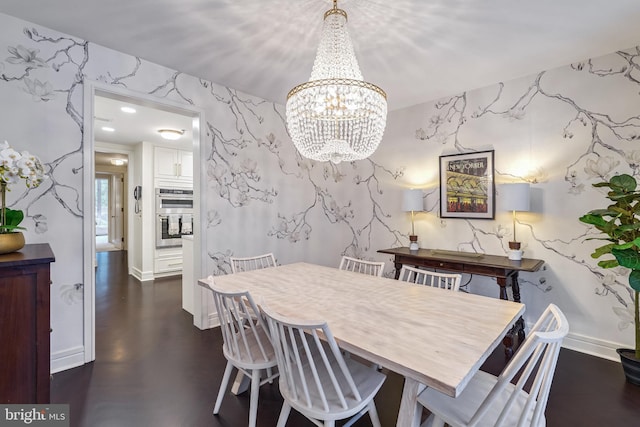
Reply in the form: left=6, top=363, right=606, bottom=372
left=439, top=150, right=495, bottom=219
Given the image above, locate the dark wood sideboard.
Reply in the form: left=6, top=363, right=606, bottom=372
left=378, top=247, right=544, bottom=357
left=0, top=243, right=55, bottom=403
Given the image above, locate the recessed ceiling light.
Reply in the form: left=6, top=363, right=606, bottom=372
left=158, top=129, right=184, bottom=140
left=111, top=159, right=125, bottom=166
left=120, top=106, right=136, bottom=114
left=102, top=126, right=115, bottom=132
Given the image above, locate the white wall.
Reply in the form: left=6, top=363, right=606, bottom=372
left=0, top=11, right=637, bottom=370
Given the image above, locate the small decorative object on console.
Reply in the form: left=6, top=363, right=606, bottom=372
left=0, top=140, right=47, bottom=254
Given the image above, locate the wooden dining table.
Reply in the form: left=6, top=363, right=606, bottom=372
left=200, top=262, right=524, bottom=427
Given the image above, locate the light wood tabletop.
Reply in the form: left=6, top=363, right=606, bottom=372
left=200, top=262, right=524, bottom=427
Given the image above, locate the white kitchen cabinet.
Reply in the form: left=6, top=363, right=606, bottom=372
left=154, top=146, right=193, bottom=186
left=154, top=247, right=183, bottom=277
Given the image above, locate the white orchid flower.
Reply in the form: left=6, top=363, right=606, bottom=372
left=0, top=147, right=21, bottom=167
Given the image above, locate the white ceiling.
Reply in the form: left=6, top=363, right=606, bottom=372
left=2, top=0, right=640, bottom=112
left=94, top=95, right=194, bottom=147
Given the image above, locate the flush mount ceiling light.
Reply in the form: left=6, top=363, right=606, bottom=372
left=120, top=106, right=136, bottom=114
left=286, top=0, right=387, bottom=164
left=158, top=129, right=184, bottom=140
left=110, top=159, right=125, bottom=166
left=101, top=126, right=115, bottom=132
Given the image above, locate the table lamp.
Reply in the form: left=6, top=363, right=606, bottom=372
left=501, top=183, right=530, bottom=261
left=402, top=189, right=423, bottom=251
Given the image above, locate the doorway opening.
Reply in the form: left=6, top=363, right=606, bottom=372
left=83, top=81, right=205, bottom=365
left=95, top=169, right=125, bottom=252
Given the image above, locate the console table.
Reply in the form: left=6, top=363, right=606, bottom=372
left=378, top=247, right=544, bottom=357
left=0, top=244, right=55, bottom=403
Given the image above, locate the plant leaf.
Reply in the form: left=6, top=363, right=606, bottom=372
left=629, top=270, right=640, bottom=292
left=592, top=244, right=615, bottom=258
left=612, top=247, right=640, bottom=270
left=579, top=214, right=608, bottom=227
left=592, top=182, right=612, bottom=188
left=0, top=209, right=25, bottom=232
left=617, top=223, right=640, bottom=232
left=5, top=209, right=24, bottom=228
left=610, top=174, right=637, bottom=192
left=613, top=242, right=636, bottom=250
left=597, top=259, right=619, bottom=269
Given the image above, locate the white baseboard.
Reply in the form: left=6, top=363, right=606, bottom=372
left=153, top=270, right=181, bottom=279
left=131, top=267, right=154, bottom=282
left=207, top=312, right=220, bottom=329
left=51, top=346, right=85, bottom=374
left=562, top=331, right=624, bottom=362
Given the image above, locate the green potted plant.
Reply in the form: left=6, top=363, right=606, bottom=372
left=579, top=173, right=640, bottom=385
left=0, top=140, right=46, bottom=254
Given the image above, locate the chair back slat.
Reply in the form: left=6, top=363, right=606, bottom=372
left=262, top=304, right=362, bottom=415
left=398, top=265, right=462, bottom=291
left=205, top=280, right=273, bottom=366
left=468, top=304, right=569, bottom=427
left=339, top=256, right=385, bottom=277
left=230, top=253, right=276, bottom=273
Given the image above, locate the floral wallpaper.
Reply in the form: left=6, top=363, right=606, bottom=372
left=377, top=47, right=640, bottom=357
left=0, top=10, right=637, bottom=371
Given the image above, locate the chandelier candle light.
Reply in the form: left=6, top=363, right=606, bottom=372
left=286, top=0, right=387, bottom=164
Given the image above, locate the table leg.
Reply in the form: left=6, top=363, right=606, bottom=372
left=396, top=377, right=425, bottom=427
left=231, top=370, right=250, bottom=395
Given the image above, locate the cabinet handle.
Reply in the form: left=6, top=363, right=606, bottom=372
left=439, top=263, right=444, bottom=267
left=49, top=328, right=53, bottom=333
left=177, top=163, right=182, bottom=177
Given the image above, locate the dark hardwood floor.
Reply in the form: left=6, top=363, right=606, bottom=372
left=51, top=251, right=640, bottom=426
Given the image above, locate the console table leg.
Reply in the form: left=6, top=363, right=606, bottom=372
left=497, top=275, right=526, bottom=358
left=497, top=277, right=514, bottom=357
left=510, top=272, right=526, bottom=343
left=393, top=260, right=402, bottom=280
left=511, top=272, right=522, bottom=303
left=497, top=277, right=509, bottom=301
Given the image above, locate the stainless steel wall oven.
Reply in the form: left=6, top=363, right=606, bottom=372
left=155, top=188, right=193, bottom=248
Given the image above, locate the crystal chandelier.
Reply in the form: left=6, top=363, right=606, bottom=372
left=286, top=0, right=387, bottom=164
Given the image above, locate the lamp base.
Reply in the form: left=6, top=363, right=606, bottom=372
left=508, top=241, right=521, bottom=250
left=508, top=250, right=523, bottom=261
left=508, top=241, right=523, bottom=260
left=409, top=235, right=419, bottom=251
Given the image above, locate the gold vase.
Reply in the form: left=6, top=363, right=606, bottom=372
left=0, top=232, right=25, bottom=254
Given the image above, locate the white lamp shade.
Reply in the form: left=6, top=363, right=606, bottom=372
left=402, top=189, right=423, bottom=212
left=501, top=183, right=530, bottom=212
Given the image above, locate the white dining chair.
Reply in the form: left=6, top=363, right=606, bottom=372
left=417, top=303, right=569, bottom=427
left=398, top=265, right=462, bottom=291
left=230, top=253, right=277, bottom=273
left=261, top=303, right=387, bottom=427
left=204, top=280, right=278, bottom=427
left=339, top=256, right=385, bottom=277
